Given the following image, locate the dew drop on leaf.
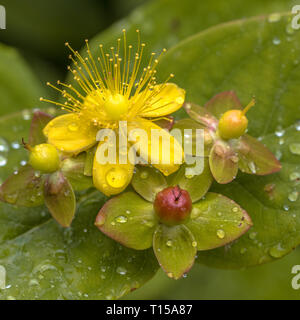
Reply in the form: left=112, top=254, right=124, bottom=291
left=166, top=240, right=173, bottom=247
left=115, top=216, right=128, bottom=224
left=288, top=191, right=299, bottom=202
left=289, top=143, right=300, bottom=155
left=268, top=13, right=281, bottom=23
left=116, top=267, right=127, bottom=275
left=269, top=243, right=288, bottom=258
left=0, top=265, right=6, bottom=290
left=217, top=229, right=225, bottom=239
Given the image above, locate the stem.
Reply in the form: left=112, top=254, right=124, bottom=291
left=22, top=138, right=33, bottom=152
left=242, top=97, right=256, bottom=115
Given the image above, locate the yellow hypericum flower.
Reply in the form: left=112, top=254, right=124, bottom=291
left=41, top=30, right=185, bottom=196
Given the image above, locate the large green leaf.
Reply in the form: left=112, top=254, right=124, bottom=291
left=0, top=113, right=158, bottom=299
left=0, top=44, right=45, bottom=116
left=157, top=13, right=300, bottom=268
left=72, top=0, right=295, bottom=76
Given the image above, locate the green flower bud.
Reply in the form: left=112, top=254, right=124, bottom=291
left=29, top=143, right=60, bottom=173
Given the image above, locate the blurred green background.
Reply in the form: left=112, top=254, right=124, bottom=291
left=0, top=0, right=299, bottom=300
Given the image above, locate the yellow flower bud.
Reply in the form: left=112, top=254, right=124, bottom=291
left=29, top=144, right=60, bottom=173
left=218, top=110, right=248, bottom=140
left=218, top=98, right=255, bottom=140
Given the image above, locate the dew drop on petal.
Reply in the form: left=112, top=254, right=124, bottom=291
left=106, top=168, right=128, bottom=188
left=68, top=123, right=79, bottom=132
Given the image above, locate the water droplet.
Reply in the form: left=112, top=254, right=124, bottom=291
left=68, top=123, right=79, bottom=132
left=29, top=279, right=39, bottom=286
left=279, top=138, right=284, bottom=145
left=191, top=207, right=201, bottom=219
left=249, top=232, right=257, bottom=240
left=115, top=216, right=128, bottom=224
left=176, top=97, right=184, bottom=104
left=217, top=229, right=225, bottom=239
left=269, top=243, right=287, bottom=258
left=140, top=171, right=148, bottom=179
left=288, top=191, right=299, bottom=202
left=268, top=13, right=281, bottom=23
left=106, top=168, right=128, bottom=188
left=272, top=37, right=281, bottom=45
left=167, top=272, right=173, bottom=278
left=7, top=296, right=16, bottom=300
left=11, top=141, right=20, bottom=149
left=286, top=23, right=295, bottom=35
left=290, top=172, right=300, bottom=181
left=275, top=127, right=285, bottom=137
left=101, top=266, right=106, bottom=273
left=22, top=109, right=31, bottom=120
left=232, top=207, right=239, bottom=213
left=295, top=121, right=300, bottom=131
left=125, top=210, right=131, bottom=214
left=275, top=150, right=282, bottom=160
left=0, top=265, right=6, bottom=289
left=283, top=204, right=290, bottom=211
left=217, top=212, right=222, bottom=217
left=166, top=240, right=173, bottom=247
left=248, top=161, right=256, bottom=174
left=116, top=266, right=127, bottom=275
left=192, top=241, right=197, bottom=248
left=0, top=155, right=7, bottom=167
left=289, top=143, right=300, bottom=155
left=0, top=138, right=9, bottom=153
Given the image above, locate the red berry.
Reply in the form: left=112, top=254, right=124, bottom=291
left=154, top=186, right=192, bottom=226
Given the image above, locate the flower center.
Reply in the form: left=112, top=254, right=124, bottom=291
left=103, top=94, right=129, bottom=121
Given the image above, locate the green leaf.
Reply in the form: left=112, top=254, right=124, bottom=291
left=169, top=158, right=213, bottom=202
left=153, top=224, right=196, bottom=279
left=77, top=0, right=294, bottom=85
left=95, top=192, right=157, bottom=250
left=186, top=193, right=252, bottom=251
left=0, top=191, right=158, bottom=299
left=209, top=140, right=239, bottom=184
left=132, top=166, right=168, bottom=202
left=0, top=165, right=44, bottom=207
left=0, top=44, right=45, bottom=116
left=232, top=134, right=282, bottom=175
left=158, top=13, right=300, bottom=267
left=28, top=111, right=53, bottom=146
left=61, top=154, right=93, bottom=191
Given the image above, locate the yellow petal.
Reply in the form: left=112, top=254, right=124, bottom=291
left=93, top=140, right=134, bottom=196
left=128, top=118, right=183, bottom=176
left=137, top=83, right=185, bottom=118
left=43, top=113, right=97, bottom=154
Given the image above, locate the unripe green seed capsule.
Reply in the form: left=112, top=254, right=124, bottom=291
left=29, top=144, right=60, bottom=173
